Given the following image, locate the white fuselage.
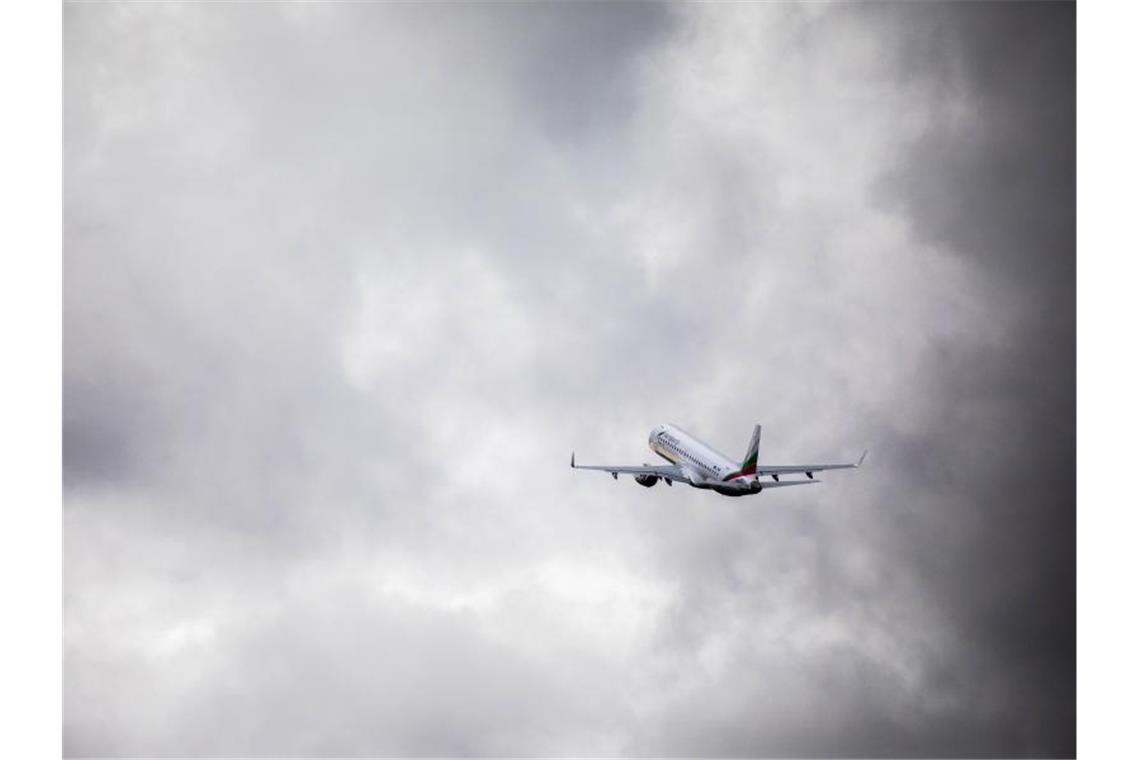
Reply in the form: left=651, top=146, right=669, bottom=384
left=648, top=424, right=739, bottom=485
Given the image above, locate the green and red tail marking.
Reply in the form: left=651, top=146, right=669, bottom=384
left=724, top=424, right=761, bottom=481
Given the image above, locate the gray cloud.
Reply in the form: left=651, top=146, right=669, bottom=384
left=65, top=2, right=1073, bottom=757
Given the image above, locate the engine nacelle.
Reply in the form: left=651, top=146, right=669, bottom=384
left=635, top=474, right=659, bottom=488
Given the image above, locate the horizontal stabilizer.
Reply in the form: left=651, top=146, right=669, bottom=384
left=760, top=479, right=820, bottom=489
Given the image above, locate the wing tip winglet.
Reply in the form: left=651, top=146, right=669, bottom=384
left=570, top=451, right=576, bottom=468
left=857, top=449, right=868, bottom=467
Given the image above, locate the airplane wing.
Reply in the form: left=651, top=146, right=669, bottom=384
left=754, top=450, right=867, bottom=478
left=570, top=453, right=691, bottom=484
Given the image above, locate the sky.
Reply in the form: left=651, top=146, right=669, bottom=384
left=63, top=2, right=1074, bottom=757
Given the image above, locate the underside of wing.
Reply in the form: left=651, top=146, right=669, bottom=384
left=754, top=450, right=868, bottom=478
left=570, top=453, right=690, bottom=483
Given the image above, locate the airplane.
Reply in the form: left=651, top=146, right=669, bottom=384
left=571, top=423, right=865, bottom=497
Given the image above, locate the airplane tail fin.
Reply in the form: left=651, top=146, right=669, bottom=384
left=741, top=424, right=761, bottom=475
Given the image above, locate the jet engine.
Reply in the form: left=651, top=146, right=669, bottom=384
left=635, top=474, right=659, bottom=488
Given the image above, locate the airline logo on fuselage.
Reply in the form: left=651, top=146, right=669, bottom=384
left=654, top=431, right=725, bottom=477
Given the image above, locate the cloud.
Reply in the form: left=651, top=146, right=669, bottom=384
left=65, top=3, right=1073, bottom=756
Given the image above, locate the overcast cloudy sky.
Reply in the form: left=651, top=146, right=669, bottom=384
left=64, top=2, right=1074, bottom=756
